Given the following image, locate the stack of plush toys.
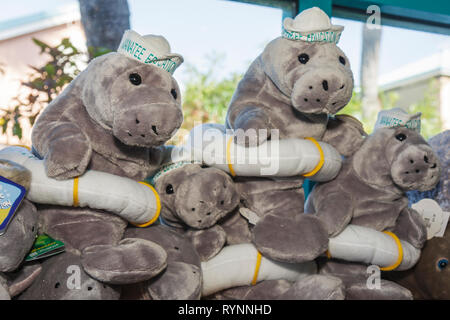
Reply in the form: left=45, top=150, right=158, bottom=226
left=0, top=7, right=448, bottom=300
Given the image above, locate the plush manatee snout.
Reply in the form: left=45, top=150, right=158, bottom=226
left=174, top=168, right=239, bottom=229
left=291, top=65, right=353, bottom=115
left=113, top=103, right=183, bottom=147
left=391, top=143, right=441, bottom=192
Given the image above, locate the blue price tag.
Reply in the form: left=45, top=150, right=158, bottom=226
left=0, top=176, right=26, bottom=236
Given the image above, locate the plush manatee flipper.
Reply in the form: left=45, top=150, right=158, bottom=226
left=147, top=261, right=202, bottom=300
left=123, top=225, right=203, bottom=300
left=186, top=225, right=227, bottom=261
left=252, top=213, right=329, bottom=263
left=81, top=238, right=168, bottom=285
left=319, top=260, right=413, bottom=300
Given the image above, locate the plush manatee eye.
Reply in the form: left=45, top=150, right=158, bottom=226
left=170, top=88, right=177, bottom=100
left=298, top=53, right=309, bottom=64
left=166, top=184, right=174, bottom=194
left=339, top=56, right=346, bottom=65
left=129, top=73, right=142, bottom=85
left=395, top=133, right=407, bottom=142
left=438, top=258, right=448, bottom=270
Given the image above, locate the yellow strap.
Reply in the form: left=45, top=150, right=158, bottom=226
left=325, top=250, right=332, bottom=259
left=226, top=136, right=236, bottom=177
left=302, top=137, right=325, bottom=177
left=380, top=231, right=403, bottom=271
left=14, top=144, right=31, bottom=151
left=73, top=177, right=79, bottom=207
left=131, top=181, right=161, bottom=228
left=251, top=251, right=262, bottom=285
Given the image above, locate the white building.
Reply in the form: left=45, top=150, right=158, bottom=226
left=379, top=49, right=450, bottom=130
left=0, top=3, right=85, bottom=145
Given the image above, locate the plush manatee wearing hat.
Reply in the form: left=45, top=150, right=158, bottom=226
left=149, top=161, right=245, bottom=261
left=225, top=7, right=366, bottom=264
left=386, top=130, right=450, bottom=299
left=0, top=160, right=42, bottom=299
left=25, top=31, right=187, bottom=299
left=305, top=109, right=442, bottom=299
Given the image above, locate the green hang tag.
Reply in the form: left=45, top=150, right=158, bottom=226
left=25, top=234, right=65, bottom=262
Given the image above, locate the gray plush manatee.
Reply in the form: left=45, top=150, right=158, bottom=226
left=306, top=126, right=440, bottom=242
left=306, top=127, right=442, bottom=299
left=150, top=162, right=243, bottom=261
left=0, top=159, right=41, bottom=299
left=31, top=50, right=182, bottom=181
left=26, top=33, right=187, bottom=298
left=225, top=8, right=366, bottom=264
left=387, top=130, right=450, bottom=299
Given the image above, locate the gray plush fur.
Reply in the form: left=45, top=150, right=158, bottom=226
left=389, top=130, right=450, bottom=299
left=0, top=160, right=40, bottom=298
left=208, top=275, right=345, bottom=300
left=225, top=37, right=366, bottom=263
left=318, top=259, right=413, bottom=300
left=121, top=225, right=202, bottom=300
left=18, top=251, right=121, bottom=300
left=32, top=52, right=182, bottom=181
left=25, top=52, right=187, bottom=299
left=226, top=38, right=363, bottom=153
left=306, top=127, right=442, bottom=299
left=1, top=262, right=42, bottom=298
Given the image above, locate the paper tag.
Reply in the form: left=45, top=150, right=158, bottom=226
left=239, top=208, right=261, bottom=225
left=0, top=176, right=26, bottom=236
left=25, top=234, right=65, bottom=262
left=412, top=199, right=449, bottom=240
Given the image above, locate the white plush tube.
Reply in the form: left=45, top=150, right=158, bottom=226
left=184, top=124, right=342, bottom=182
left=0, top=147, right=160, bottom=226
left=328, top=224, right=421, bottom=271
left=201, top=243, right=317, bottom=297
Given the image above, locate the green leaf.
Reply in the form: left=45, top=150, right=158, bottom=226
left=12, top=121, right=22, bottom=139
left=88, top=46, right=112, bottom=58
left=44, top=63, right=56, bottom=77
left=32, top=38, right=50, bottom=53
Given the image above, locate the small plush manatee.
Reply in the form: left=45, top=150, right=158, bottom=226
left=306, top=127, right=440, bottom=243
left=225, top=7, right=366, bottom=263
left=27, top=31, right=188, bottom=298
left=388, top=130, right=450, bottom=299
left=306, top=127, right=442, bottom=299
left=150, top=162, right=242, bottom=261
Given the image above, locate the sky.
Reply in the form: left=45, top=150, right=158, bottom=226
left=0, top=0, right=449, bottom=87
